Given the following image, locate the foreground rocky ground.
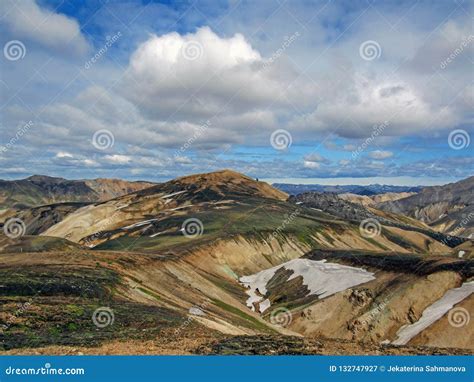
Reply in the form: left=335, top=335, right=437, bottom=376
left=3, top=334, right=471, bottom=356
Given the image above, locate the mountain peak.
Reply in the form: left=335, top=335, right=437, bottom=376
left=176, top=169, right=251, bottom=183
left=26, top=175, right=66, bottom=183
left=171, top=169, right=288, bottom=201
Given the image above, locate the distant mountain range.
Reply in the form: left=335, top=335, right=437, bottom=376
left=273, top=183, right=422, bottom=196
left=0, top=175, right=155, bottom=210
left=378, top=176, right=474, bottom=239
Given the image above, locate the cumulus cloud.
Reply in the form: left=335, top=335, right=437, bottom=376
left=123, top=26, right=313, bottom=122
left=0, top=0, right=90, bottom=56
left=2, top=0, right=472, bottom=182
left=289, top=75, right=460, bottom=138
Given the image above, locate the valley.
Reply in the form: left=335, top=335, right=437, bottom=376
left=0, top=170, right=472, bottom=355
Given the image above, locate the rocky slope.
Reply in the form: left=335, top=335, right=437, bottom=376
left=1, top=170, right=472, bottom=355
left=339, top=192, right=417, bottom=207
left=0, top=175, right=155, bottom=210
left=37, top=170, right=455, bottom=254
left=378, top=176, right=474, bottom=238
left=288, top=192, right=466, bottom=248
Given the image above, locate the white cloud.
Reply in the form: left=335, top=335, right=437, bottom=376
left=303, top=153, right=329, bottom=163
left=123, top=26, right=312, bottom=121
left=289, top=75, right=460, bottom=138
left=55, top=151, right=73, bottom=158
left=104, top=155, right=132, bottom=164
left=82, top=159, right=98, bottom=167
left=304, top=161, right=321, bottom=169
left=174, top=156, right=193, bottom=164
left=303, top=153, right=330, bottom=169
left=2, top=1, right=473, bottom=182
left=0, top=0, right=90, bottom=56
left=369, top=150, right=393, bottom=159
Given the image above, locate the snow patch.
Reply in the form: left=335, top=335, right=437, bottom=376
left=149, top=231, right=166, bottom=238
left=240, top=259, right=375, bottom=312
left=392, top=281, right=474, bottom=345
left=189, top=307, right=206, bottom=316
left=259, top=299, right=271, bottom=313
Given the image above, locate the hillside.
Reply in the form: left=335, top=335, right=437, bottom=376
left=0, top=175, right=155, bottom=210
left=288, top=192, right=465, bottom=248
left=378, top=176, right=474, bottom=238
left=339, top=192, right=417, bottom=207
left=40, top=170, right=454, bottom=253
left=1, top=170, right=472, bottom=355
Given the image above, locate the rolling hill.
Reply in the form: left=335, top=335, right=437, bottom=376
left=0, top=170, right=472, bottom=355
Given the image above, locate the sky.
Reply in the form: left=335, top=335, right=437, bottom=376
left=0, top=0, right=472, bottom=185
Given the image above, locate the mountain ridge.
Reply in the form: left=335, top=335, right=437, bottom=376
left=273, top=183, right=423, bottom=196
left=0, top=175, right=156, bottom=210
left=378, top=176, right=474, bottom=238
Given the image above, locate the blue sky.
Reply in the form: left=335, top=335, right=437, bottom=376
left=0, top=0, right=472, bottom=185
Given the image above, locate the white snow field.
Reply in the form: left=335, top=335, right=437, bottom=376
left=393, top=281, right=474, bottom=345
left=239, top=258, right=375, bottom=313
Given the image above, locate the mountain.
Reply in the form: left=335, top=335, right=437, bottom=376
left=288, top=192, right=466, bottom=248
left=1, top=170, right=472, bottom=355
left=378, top=176, right=474, bottom=238
left=0, top=175, right=155, bottom=210
left=40, top=170, right=453, bottom=252
left=273, top=183, right=422, bottom=196
left=339, top=192, right=417, bottom=207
